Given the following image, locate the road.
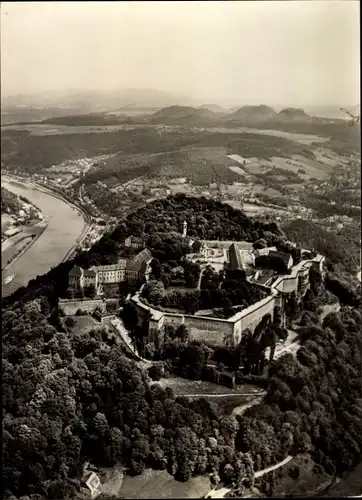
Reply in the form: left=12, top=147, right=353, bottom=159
left=265, top=329, right=300, bottom=361
left=109, top=317, right=152, bottom=367
left=232, top=394, right=265, bottom=417
left=254, top=455, right=293, bottom=479
left=179, top=391, right=265, bottom=398
left=319, top=302, right=341, bottom=322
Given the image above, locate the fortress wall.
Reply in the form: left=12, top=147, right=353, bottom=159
left=272, top=260, right=316, bottom=294
left=162, top=314, right=185, bottom=329
left=233, top=295, right=276, bottom=343
left=274, top=275, right=298, bottom=294
left=129, top=254, right=325, bottom=349
left=59, top=298, right=106, bottom=316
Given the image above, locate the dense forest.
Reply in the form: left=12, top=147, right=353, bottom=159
left=2, top=195, right=285, bottom=309
left=2, top=298, right=255, bottom=499
left=2, top=195, right=362, bottom=499
left=237, top=304, right=362, bottom=494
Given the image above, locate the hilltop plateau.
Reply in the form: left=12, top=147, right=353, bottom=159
left=2, top=194, right=361, bottom=500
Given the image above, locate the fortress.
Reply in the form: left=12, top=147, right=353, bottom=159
left=66, top=220, right=325, bottom=350
left=129, top=248, right=325, bottom=349
left=68, top=248, right=153, bottom=293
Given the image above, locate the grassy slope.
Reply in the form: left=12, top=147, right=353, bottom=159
left=119, top=469, right=211, bottom=499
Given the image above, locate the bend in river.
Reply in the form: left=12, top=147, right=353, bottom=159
left=2, top=179, right=86, bottom=297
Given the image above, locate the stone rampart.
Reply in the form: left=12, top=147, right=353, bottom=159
left=129, top=254, right=325, bottom=348
left=232, top=294, right=277, bottom=343
left=59, top=298, right=106, bottom=316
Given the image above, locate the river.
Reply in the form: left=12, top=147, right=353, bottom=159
left=1, top=179, right=86, bottom=297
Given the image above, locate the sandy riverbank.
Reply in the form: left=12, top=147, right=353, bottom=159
left=2, top=222, right=47, bottom=273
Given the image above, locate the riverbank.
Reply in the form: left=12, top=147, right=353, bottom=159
left=2, top=222, right=47, bottom=273
left=28, top=180, right=94, bottom=262
left=3, top=175, right=93, bottom=262
left=1, top=177, right=87, bottom=296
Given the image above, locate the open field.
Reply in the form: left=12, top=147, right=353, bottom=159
left=228, top=165, right=247, bottom=176
left=68, top=315, right=100, bottom=334
left=322, top=462, right=362, bottom=497
left=151, top=376, right=262, bottom=396
left=2, top=222, right=46, bottom=268
left=195, top=126, right=331, bottom=144
left=270, top=454, right=333, bottom=497
left=119, top=469, right=211, bottom=499
left=291, top=154, right=335, bottom=179
left=1, top=122, right=332, bottom=145
left=224, top=200, right=281, bottom=217
left=216, top=394, right=264, bottom=414
left=1, top=214, right=14, bottom=232
left=2, top=126, right=318, bottom=181
left=1, top=123, right=151, bottom=136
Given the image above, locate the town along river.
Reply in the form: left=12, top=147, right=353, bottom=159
left=1, top=179, right=86, bottom=297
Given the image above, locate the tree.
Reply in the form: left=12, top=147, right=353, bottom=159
left=253, top=238, right=267, bottom=250
left=64, top=317, right=75, bottom=329
left=183, top=293, right=199, bottom=315
left=84, top=284, right=96, bottom=298
left=148, top=363, right=164, bottom=381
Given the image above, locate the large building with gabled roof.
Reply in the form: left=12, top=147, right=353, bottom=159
left=68, top=249, right=153, bottom=292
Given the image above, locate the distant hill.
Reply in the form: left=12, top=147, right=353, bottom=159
left=277, top=108, right=313, bottom=121
left=1, top=88, right=183, bottom=113
left=198, top=104, right=227, bottom=114
left=224, top=105, right=278, bottom=125
left=147, top=105, right=221, bottom=125
left=272, top=108, right=313, bottom=123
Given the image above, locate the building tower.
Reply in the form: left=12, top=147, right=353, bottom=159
left=182, top=221, right=187, bottom=239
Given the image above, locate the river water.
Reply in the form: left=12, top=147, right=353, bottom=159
left=1, top=179, right=85, bottom=296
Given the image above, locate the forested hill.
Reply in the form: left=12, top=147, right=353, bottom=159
left=2, top=195, right=286, bottom=308
left=2, top=194, right=362, bottom=499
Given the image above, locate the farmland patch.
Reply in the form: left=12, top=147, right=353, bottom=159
left=119, top=469, right=211, bottom=499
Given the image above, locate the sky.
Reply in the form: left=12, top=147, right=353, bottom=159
left=0, top=1, right=360, bottom=107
